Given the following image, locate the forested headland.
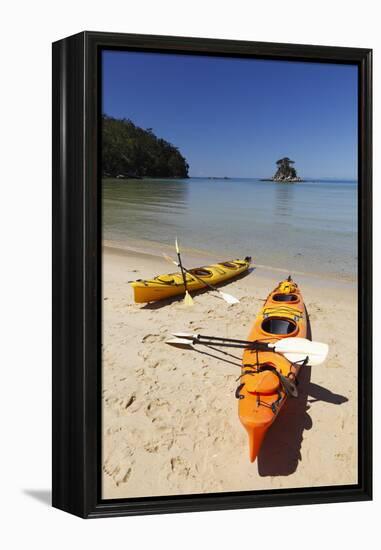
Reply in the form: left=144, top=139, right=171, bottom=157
left=102, top=115, right=189, bottom=178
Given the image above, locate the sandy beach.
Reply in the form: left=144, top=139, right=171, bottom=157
left=102, top=240, right=358, bottom=499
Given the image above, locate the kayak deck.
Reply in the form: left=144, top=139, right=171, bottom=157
left=130, top=257, right=251, bottom=303
left=238, top=278, right=307, bottom=462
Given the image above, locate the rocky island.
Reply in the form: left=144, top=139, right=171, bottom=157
left=261, top=157, right=303, bottom=183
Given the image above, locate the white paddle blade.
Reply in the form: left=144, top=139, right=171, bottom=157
left=183, top=291, right=194, bottom=306
left=166, top=338, right=194, bottom=349
left=271, top=336, right=309, bottom=352
left=275, top=337, right=329, bottom=366
left=220, top=291, right=240, bottom=304
left=172, top=332, right=195, bottom=339
left=283, top=352, right=309, bottom=365
left=283, top=351, right=326, bottom=367
left=274, top=337, right=328, bottom=356
left=162, top=252, right=178, bottom=266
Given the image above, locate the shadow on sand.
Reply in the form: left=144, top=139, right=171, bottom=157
left=257, top=307, right=348, bottom=476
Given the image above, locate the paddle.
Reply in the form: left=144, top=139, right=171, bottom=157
left=175, top=238, right=194, bottom=306
left=167, top=333, right=329, bottom=366
left=162, top=253, right=240, bottom=305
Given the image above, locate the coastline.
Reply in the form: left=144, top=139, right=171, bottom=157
left=103, top=177, right=358, bottom=283
left=102, top=239, right=358, bottom=499
left=103, top=238, right=357, bottom=286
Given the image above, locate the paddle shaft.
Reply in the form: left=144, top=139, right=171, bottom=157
left=190, top=337, right=272, bottom=351
left=173, top=261, right=229, bottom=294
left=176, top=251, right=189, bottom=293
left=193, top=334, right=267, bottom=346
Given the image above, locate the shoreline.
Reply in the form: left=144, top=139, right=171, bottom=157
left=102, top=241, right=358, bottom=499
left=103, top=237, right=357, bottom=288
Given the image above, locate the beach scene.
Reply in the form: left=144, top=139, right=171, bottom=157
left=101, top=51, right=358, bottom=499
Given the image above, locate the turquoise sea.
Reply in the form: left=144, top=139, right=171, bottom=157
left=102, top=177, right=358, bottom=281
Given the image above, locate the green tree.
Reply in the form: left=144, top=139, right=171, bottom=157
left=102, top=115, right=189, bottom=178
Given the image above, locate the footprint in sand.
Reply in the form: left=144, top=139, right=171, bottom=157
left=145, top=398, right=170, bottom=418
left=104, top=393, right=138, bottom=415
left=144, top=433, right=175, bottom=453
left=145, top=399, right=172, bottom=430
left=138, top=349, right=150, bottom=361
left=103, top=447, right=134, bottom=487
left=115, top=467, right=132, bottom=487
left=135, top=367, right=145, bottom=378
left=167, top=456, right=191, bottom=481
left=141, top=333, right=166, bottom=344
left=145, top=360, right=159, bottom=370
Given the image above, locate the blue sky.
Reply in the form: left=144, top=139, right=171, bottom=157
left=102, top=50, right=358, bottom=179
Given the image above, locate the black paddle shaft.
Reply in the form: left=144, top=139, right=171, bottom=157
left=194, top=333, right=261, bottom=345
left=176, top=251, right=189, bottom=292
left=193, top=337, right=270, bottom=351
left=174, top=262, right=223, bottom=293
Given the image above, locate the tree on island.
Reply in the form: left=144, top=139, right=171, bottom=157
left=272, top=157, right=301, bottom=182
left=102, top=115, right=189, bottom=178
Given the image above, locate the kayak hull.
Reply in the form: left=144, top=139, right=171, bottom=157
left=238, top=279, right=307, bottom=462
left=130, top=258, right=251, bottom=303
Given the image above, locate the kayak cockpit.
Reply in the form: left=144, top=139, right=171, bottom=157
left=261, top=317, right=298, bottom=336
left=272, top=293, right=298, bottom=302
left=188, top=268, right=213, bottom=278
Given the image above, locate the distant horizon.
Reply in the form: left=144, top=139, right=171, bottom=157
left=186, top=175, right=358, bottom=181
left=103, top=51, right=358, bottom=180
left=103, top=169, right=358, bottom=182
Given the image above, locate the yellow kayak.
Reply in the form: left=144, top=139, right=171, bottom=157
left=130, top=256, right=252, bottom=303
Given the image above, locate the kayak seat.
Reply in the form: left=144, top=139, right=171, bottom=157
left=244, top=371, right=280, bottom=395
left=189, top=268, right=212, bottom=277
left=272, top=293, right=298, bottom=302
left=262, top=317, right=297, bottom=335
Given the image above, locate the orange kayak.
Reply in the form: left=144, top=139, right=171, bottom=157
left=238, top=278, right=308, bottom=462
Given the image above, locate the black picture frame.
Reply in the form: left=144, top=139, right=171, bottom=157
left=52, top=31, right=372, bottom=519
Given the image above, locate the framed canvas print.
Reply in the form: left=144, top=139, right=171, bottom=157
left=52, top=32, right=372, bottom=518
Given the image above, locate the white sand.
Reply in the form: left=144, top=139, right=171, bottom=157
left=102, top=241, right=358, bottom=499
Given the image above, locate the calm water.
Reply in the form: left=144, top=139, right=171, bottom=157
left=102, top=177, right=358, bottom=280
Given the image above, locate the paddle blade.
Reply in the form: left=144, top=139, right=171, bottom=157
left=175, top=237, right=180, bottom=254
left=220, top=291, right=240, bottom=305
left=275, top=337, right=329, bottom=366
left=166, top=338, right=194, bottom=349
left=183, top=291, right=194, bottom=306
left=172, top=332, right=195, bottom=339
left=162, top=252, right=177, bottom=266
left=283, top=352, right=310, bottom=365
